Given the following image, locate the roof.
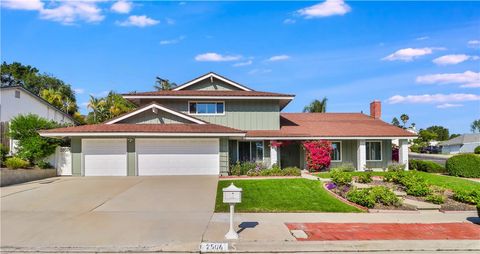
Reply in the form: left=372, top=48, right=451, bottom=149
left=122, top=90, right=294, bottom=98
left=173, top=72, right=253, bottom=91
left=0, top=85, right=78, bottom=124
left=39, top=123, right=245, bottom=137
left=439, top=133, right=480, bottom=146
left=246, top=113, right=417, bottom=139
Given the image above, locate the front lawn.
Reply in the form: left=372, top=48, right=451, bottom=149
left=215, top=179, right=362, bottom=213
left=316, top=171, right=479, bottom=193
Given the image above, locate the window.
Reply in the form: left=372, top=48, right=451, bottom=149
left=238, top=141, right=264, bottom=162
left=14, top=90, right=20, bottom=98
left=189, top=102, right=224, bottom=115
left=331, top=141, right=342, bottom=161
left=366, top=141, right=382, bottom=161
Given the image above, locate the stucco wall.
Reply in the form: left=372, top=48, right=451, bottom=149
left=0, top=168, right=57, bottom=187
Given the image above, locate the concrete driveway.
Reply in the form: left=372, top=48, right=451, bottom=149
left=1, top=176, right=218, bottom=252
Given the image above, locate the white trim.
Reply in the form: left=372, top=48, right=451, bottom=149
left=173, top=73, right=252, bottom=91
left=123, top=95, right=294, bottom=100
left=366, top=141, right=383, bottom=162
left=188, top=101, right=225, bottom=116
left=40, top=132, right=246, bottom=137
left=105, top=103, right=206, bottom=125
left=244, top=136, right=415, bottom=140
left=331, top=141, right=342, bottom=162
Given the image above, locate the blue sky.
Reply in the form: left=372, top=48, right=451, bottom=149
left=2, top=0, right=479, bottom=134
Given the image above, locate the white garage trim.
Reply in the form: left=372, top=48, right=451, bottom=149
left=82, top=139, right=127, bottom=176
left=136, top=138, right=220, bottom=176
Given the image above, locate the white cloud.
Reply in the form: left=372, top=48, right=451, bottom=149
left=267, top=55, right=290, bottom=62
left=195, top=53, right=241, bottom=62
left=416, top=36, right=429, bottom=41
left=40, top=1, right=105, bottom=24
left=468, top=40, right=480, bottom=48
left=117, top=15, right=159, bottom=27
left=382, top=47, right=444, bottom=62
left=386, top=93, right=480, bottom=104
left=460, top=83, right=480, bottom=88
left=283, top=18, right=296, bottom=24
left=233, top=60, right=253, bottom=67
left=436, top=103, right=463, bottom=109
left=248, top=69, right=272, bottom=75
left=160, top=36, right=185, bottom=45
left=433, top=54, right=479, bottom=65
left=297, top=0, right=351, bottom=18
left=111, top=0, right=132, bottom=14
left=165, top=18, right=175, bottom=25
left=74, top=88, right=85, bottom=94
left=416, top=71, right=480, bottom=85
left=1, top=0, right=43, bottom=10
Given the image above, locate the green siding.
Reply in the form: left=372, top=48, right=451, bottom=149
left=71, top=137, right=82, bottom=176
left=330, top=140, right=358, bottom=169
left=127, top=139, right=136, bottom=176
left=139, top=99, right=280, bottom=130
left=219, top=138, right=229, bottom=175
left=118, top=110, right=191, bottom=124
left=366, top=140, right=392, bottom=169
left=263, top=141, right=271, bottom=166
left=183, top=78, right=242, bottom=91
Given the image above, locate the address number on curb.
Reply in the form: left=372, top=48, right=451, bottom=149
left=199, top=242, right=228, bottom=252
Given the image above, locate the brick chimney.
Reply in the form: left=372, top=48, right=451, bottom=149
left=370, top=100, right=381, bottom=119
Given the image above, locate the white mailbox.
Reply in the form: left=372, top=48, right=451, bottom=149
left=223, top=183, right=242, bottom=204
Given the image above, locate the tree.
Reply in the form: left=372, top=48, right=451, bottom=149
left=418, top=130, right=438, bottom=143
left=400, top=114, right=409, bottom=127
left=449, top=133, right=461, bottom=139
left=391, top=117, right=401, bottom=127
left=471, top=119, right=480, bottom=133
left=86, top=91, right=135, bottom=124
left=425, top=125, right=450, bottom=141
left=154, top=76, right=176, bottom=91
left=303, top=97, right=327, bottom=113
left=9, top=114, right=65, bottom=164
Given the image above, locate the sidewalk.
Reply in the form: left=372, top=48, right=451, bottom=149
left=202, top=211, right=480, bottom=253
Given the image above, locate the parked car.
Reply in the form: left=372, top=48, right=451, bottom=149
left=421, top=146, right=441, bottom=154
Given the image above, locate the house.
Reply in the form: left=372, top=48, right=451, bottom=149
left=0, top=85, right=76, bottom=153
left=39, top=72, right=415, bottom=176
left=439, top=133, right=480, bottom=154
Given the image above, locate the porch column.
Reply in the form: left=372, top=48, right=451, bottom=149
left=270, top=145, right=278, bottom=167
left=356, top=139, right=366, bottom=171
left=399, top=139, right=409, bottom=170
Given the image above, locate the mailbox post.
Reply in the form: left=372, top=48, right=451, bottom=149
left=222, top=183, right=242, bottom=240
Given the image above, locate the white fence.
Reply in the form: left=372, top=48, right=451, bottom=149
left=46, top=147, right=72, bottom=176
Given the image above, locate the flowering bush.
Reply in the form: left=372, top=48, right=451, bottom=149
left=302, top=140, right=332, bottom=172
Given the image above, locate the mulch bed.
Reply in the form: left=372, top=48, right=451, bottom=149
left=286, top=222, right=480, bottom=241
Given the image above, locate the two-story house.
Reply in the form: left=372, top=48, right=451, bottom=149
left=40, top=72, right=415, bottom=176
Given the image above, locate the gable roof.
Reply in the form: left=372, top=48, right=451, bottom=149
left=173, top=72, right=253, bottom=91
left=122, top=90, right=294, bottom=98
left=105, top=102, right=207, bottom=125
left=439, top=133, right=480, bottom=146
left=0, top=85, right=78, bottom=124
left=246, top=113, right=417, bottom=139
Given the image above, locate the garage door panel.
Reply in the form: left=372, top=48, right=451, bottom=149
left=83, top=139, right=127, bottom=176
left=136, top=139, right=219, bottom=176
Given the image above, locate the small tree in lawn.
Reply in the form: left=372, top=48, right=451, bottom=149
left=302, top=140, right=332, bottom=172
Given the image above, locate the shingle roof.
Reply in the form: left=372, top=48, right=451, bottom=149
left=122, top=90, right=294, bottom=97
left=440, top=133, right=480, bottom=146
left=246, top=113, right=417, bottom=138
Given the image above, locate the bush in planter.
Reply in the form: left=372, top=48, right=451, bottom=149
left=247, top=166, right=301, bottom=177
left=400, top=175, right=431, bottom=196
left=229, top=161, right=259, bottom=176
left=383, top=171, right=406, bottom=183
left=346, top=188, right=376, bottom=208
left=357, top=172, right=373, bottom=183
left=5, top=157, right=29, bottom=169
left=387, top=163, right=406, bottom=172
left=426, top=194, right=445, bottom=204
left=37, top=161, right=53, bottom=169
left=331, top=171, right=353, bottom=186
left=346, top=186, right=400, bottom=208
left=409, top=159, right=446, bottom=173
left=330, top=163, right=355, bottom=172
left=0, top=144, right=9, bottom=166
left=474, top=146, right=480, bottom=154
left=453, top=190, right=480, bottom=205
left=446, top=154, right=480, bottom=178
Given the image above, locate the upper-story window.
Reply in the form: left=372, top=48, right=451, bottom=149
left=188, top=101, right=224, bottom=115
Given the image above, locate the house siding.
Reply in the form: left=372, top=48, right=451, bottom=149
left=182, top=78, right=242, bottom=91
left=127, top=139, right=136, bottom=176
left=219, top=137, right=229, bottom=175
left=365, top=140, right=392, bottom=169
left=330, top=140, right=358, bottom=168
left=117, top=110, right=192, bottom=124
left=71, top=137, right=82, bottom=176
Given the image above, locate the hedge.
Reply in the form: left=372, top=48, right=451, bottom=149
left=445, top=154, right=480, bottom=178
left=409, top=159, right=446, bottom=173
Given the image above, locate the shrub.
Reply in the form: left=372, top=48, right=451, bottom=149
left=331, top=171, right=353, bottom=186
left=346, top=186, right=400, bottom=208
left=357, top=172, right=373, bottom=183
left=230, top=161, right=260, bottom=176
left=302, top=140, right=332, bottom=172
left=387, top=163, right=406, bottom=172
left=446, top=154, right=480, bottom=178
left=0, top=144, right=9, bottom=166
left=383, top=171, right=406, bottom=183
left=282, top=167, right=302, bottom=176
left=331, top=163, right=355, bottom=172
left=475, top=146, right=480, bottom=154
left=246, top=166, right=301, bottom=177
left=453, top=190, right=480, bottom=205
left=5, top=157, right=29, bottom=169
left=426, top=194, right=445, bottom=204
left=37, top=160, right=53, bottom=169
left=400, top=174, right=431, bottom=196
left=409, top=159, right=446, bottom=173
left=346, top=188, right=376, bottom=208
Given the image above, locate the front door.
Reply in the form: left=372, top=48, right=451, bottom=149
left=238, top=141, right=251, bottom=162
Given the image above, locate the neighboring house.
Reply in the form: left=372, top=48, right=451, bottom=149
left=40, top=72, right=415, bottom=176
left=0, top=85, right=76, bottom=153
left=439, top=134, right=480, bottom=154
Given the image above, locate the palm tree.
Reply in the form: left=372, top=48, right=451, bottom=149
left=400, top=114, right=409, bottom=128
left=303, top=97, right=328, bottom=113
left=40, top=88, right=63, bottom=109
left=471, top=119, right=480, bottom=133
left=154, top=76, right=176, bottom=91
left=87, top=95, right=103, bottom=123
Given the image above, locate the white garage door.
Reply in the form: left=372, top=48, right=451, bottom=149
left=136, top=138, right=219, bottom=175
left=83, top=139, right=127, bottom=176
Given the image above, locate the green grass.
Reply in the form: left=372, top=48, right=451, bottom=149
left=316, top=171, right=480, bottom=193
left=215, top=178, right=362, bottom=213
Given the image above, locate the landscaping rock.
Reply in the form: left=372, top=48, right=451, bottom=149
left=394, top=190, right=407, bottom=197
left=352, top=182, right=372, bottom=189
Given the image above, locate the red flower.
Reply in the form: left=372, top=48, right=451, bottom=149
left=302, top=140, right=332, bottom=172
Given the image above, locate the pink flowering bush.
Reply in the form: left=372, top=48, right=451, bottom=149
left=302, top=140, right=332, bottom=172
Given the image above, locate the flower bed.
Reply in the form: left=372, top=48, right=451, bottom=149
left=228, top=161, right=301, bottom=177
